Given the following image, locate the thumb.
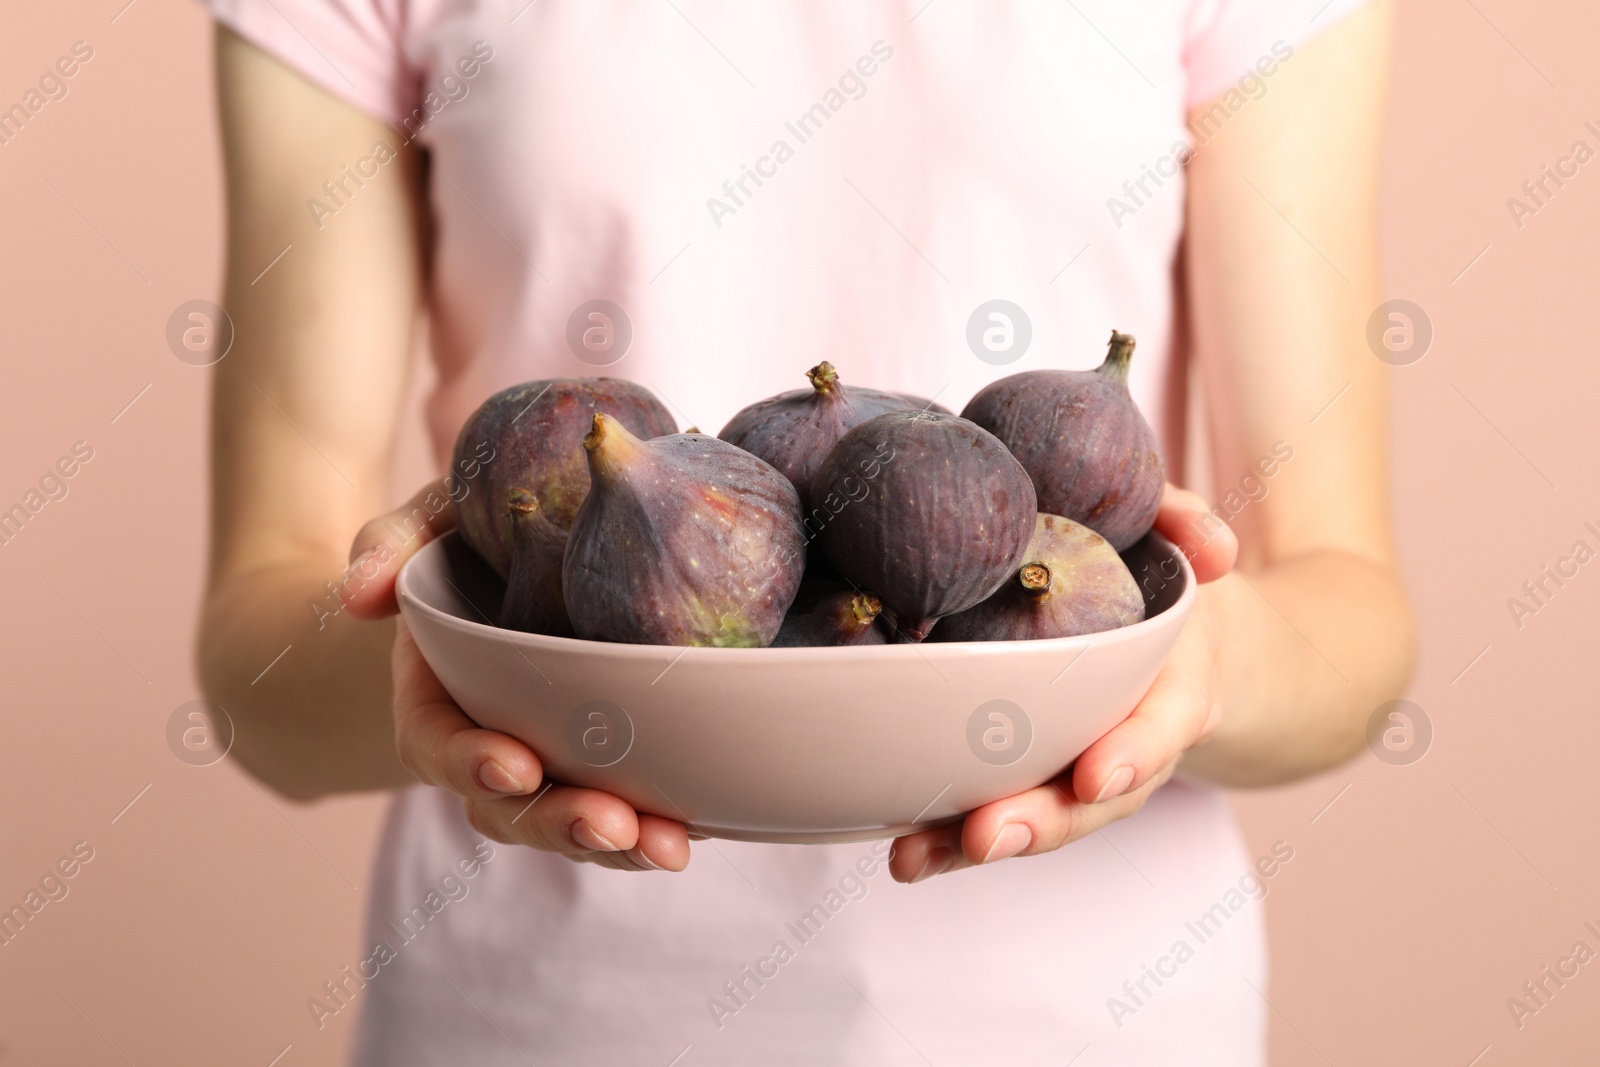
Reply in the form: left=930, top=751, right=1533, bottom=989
left=1152, top=484, right=1238, bottom=584
left=343, top=478, right=460, bottom=620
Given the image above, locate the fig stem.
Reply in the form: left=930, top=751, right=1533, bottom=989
left=1100, top=331, right=1137, bottom=383
left=507, top=488, right=539, bottom=516
left=806, top=361, right=840, bottom=394
left=581, top=413, right=643, bottom=482
left=583, top=412, right=608, bottom=452
left=1019, top=562, right=1052, bottom=594
left=850, top=592, right=882, bottom=623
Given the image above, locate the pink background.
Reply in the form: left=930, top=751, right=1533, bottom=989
left=1, top=1, right=1595, bottom=1063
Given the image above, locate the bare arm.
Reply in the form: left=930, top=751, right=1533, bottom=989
left=198, top=27, right=422, bottom=799
left=1183, top=0, right=1416, bottom=784
left=197, top=30, right=689, bottom=870
left=888, top=2, right=1416, bottom=879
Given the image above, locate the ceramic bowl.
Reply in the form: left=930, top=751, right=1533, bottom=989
left=397, top=531, right=1194, bottom=844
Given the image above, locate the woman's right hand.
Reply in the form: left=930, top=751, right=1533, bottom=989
left=344, top=479, right=692, bottom=873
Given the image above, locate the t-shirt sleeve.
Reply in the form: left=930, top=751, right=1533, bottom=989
left=1182, top=0, right=1373, bottom=108
left=200, top=0, right=417, bottom=124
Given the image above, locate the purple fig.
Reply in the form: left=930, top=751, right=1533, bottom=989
left=809, top=410, right=1037, bottom=642
left=563, top=414, right=806, bottom=647
left=498, top=489, right=574, bottom=636
left=772, top=581, right=888, bottom=647
left=718, top=362, right=918, bottom=508
left=931, top=514, right=1144, bottom=642
left=961, top=331, right=1165, bottom=551
left=799, top=552, right=843, bottom=584
left=451, top=378, right=676, bottom=578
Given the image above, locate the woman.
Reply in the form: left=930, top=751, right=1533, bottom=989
left=198, top=0, right=1414, bottom=1062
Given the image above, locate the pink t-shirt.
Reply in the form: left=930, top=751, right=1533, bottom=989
left=203, top=1, right=1367, bottom=1062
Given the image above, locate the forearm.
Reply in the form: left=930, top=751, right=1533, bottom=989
left=198, top=29, right=429, bottom=800
left=199, top=558, right=409, bottom=799
left=1182, top=548, right=1416, bottom=787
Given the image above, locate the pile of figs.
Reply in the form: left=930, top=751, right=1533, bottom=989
left=451, top=331, right=1164, bottom=648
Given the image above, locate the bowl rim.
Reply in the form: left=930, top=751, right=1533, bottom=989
left=397, top=529, right=1196, bottom=663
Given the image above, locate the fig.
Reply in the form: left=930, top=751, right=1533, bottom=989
left=810, top=410, right=1037, bottom=642
left=563, top=414, right=806, bottom=647
left=497, top=489, right=574, bottom=636
left=772, top=582, right=888, bottom=647
left=961, top=330, right=1165, bottom=551
left=718, top=362, right=917, bottom=508
left=931, top=514, right=1144, bottom=642
left=451, top=378, right=676, bottom=578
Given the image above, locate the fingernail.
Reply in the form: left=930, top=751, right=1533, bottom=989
left=981, top=823, right=1032, bottom=864
left=571, top=820, right=621, bottom=852
left=345, top=547, right=381, bottom=581
left=476, top=760, right=526, bottom=795
left=1094, top=765, right=1137, bottom=804
left=628, top=848, right=665, bottom=871
left=909, top=845, right=956, bottom=884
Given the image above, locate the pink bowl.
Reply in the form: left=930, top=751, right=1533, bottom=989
left=397, top=531, right=1194, bottom=844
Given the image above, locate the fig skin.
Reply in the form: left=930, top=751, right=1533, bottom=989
left=931, top=514, right=1145, bottom=642
left=718, top=362, right=920, bottom=509
left=772, top=581, right=889, bottom=647
left=810, top=410, right=1037, bottom=642
left=498, top=489, right=575, bottom=636
left=563, top=414, right=806, bottom=647
left=452, top=378, right=676, bottom=578
left=961, top=331, right=1165, bottom=552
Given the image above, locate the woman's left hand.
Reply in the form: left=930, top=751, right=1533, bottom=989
left=888, top=484, right=1239, bottom=883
